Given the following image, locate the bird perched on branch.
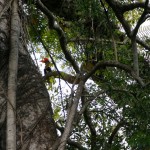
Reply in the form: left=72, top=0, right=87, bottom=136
left=40, top=58, right=52, bottom=75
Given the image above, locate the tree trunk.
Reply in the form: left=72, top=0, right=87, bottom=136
left=131, top=39, right=139, bottom=76
left=0, top=0, right=57, bottom=149
left=7, top=0, right=20, bottom=149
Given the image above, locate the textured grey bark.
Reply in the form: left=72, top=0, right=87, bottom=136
left=6, top=0, right=19, bottom=149
left=0, top=0, right=58, bottom=149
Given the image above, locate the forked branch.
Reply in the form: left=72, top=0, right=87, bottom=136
left=37, top=0, right=80, bottom=73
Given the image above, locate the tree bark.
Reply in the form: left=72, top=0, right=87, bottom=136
left=57, top=80, right=85, bottom=150
left=0, top=0, right=58, bottom=149
left=6, top=0, right=19, bottom=149
left=131, top=39, right=139, bottom=76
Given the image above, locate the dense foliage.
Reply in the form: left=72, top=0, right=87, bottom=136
left=27, top=0, right=150, bottom=149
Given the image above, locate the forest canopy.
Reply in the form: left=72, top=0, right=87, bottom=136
left=0, top=0, right=150, bottom=150
left=27, top=0, right=150, bottom=149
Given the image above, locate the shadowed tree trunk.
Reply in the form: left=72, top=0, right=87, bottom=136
left=0, top=0, right=57, bottom=149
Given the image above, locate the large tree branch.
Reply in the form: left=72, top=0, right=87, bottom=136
left=130, top=0, right=149, bottom=76
left=104, top=1, right=150, bottom=13
left=55, top=89, right=105, bottom=150
left=43, top=60, right=146, bottom=86
left=83, top=61, right=145, bottom=86
left=132, top=0, right=149, bottom=38
left=131, top=40, right=139, bottom=76
left=81, top=90, right=97, bottom=149
left=57, top=80, right=85, bottom=150
left=55, top=124, right=87, bottom=150
left=67, top=140, right=87, bottom=150
left=104, top=0, right=132, bottom=37
left=37, top=0, right=80, bottom=73
left=44, top=71, right=80, bottom=84
left=119, top=2, right=149, bottom=13
left=131, top=0, right=149, bottom=76
left=105, top=0, right=150, bottom=51
left=108, top=120, right=125, bottom=147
